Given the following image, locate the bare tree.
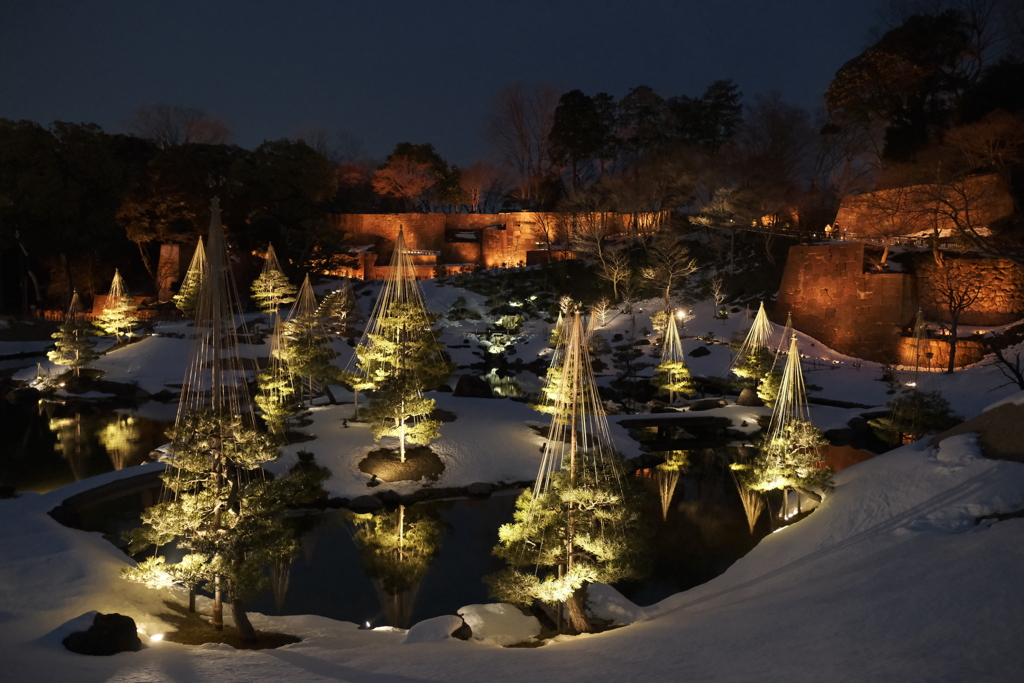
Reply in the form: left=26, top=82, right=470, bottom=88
left=293, top=125, right=337, bottom=163
left=485, top=83, right=559, bottom=207
left=921, top=258, right=986, bottom=372
left=642, top=231, right=698, bottom=306
left=459, top=161, right=503, bottom=213
left=371, top=158, right=436, bottom=211
left=124, top=104, right=231, bottom=147
left=856, top=183, right=924, bottom=265
left=599, top=248, right=633, bottom=302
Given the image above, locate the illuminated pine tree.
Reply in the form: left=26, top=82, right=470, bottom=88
left=120, top=200, right=327, bottom=644
left=317, top=278, right=359, bottom=335
left=48, top=292, right=98, bottom=377
left=651, top=311, right=693, bottom=404
left=94, top=269, right=139, bottom=342
left=280, top=275, right=339, bottom=405
left=746, top=335, right=833, bottom=522
left=533, top=298, right=576, bottom=416
left=255, top=312, right=311, bottom=436
left=731, top=301, right=774, bottom=385
left=488, top=313, right=650, bottom=634
left=251, top=244, right=297, bottom=313
left=351, top=227, right=451, bottom=461
left=173, top=238, right=205, bottom=317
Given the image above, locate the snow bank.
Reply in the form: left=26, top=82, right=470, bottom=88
left=403, top=615, right=465, bottom=644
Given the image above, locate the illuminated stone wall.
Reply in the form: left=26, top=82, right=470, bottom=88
left=914, top=254, right=1024, bottom=326
left=834, top=173, right=1013, bottom=237
left=896, top=337, right=986, bottom=370
left=774, top=243, right=915, bottom=363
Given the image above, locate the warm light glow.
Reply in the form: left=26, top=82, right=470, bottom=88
left=150, top=633, right=164, bottom=642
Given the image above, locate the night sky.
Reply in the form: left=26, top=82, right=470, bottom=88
left=2, top=0, right=885, bottom=164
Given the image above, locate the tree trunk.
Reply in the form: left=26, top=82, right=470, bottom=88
left=212, top=574, right=223, bottom=630
left=565, top=582, right=593, bottom=634
left=947, top=321, right=958, bottom=374
left=795, top=486, right=822, bottom=503
left=232, top=599, right=258, bottom=645
left=189, top=586, right=196, bottom=613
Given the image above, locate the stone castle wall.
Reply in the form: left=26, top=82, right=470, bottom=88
left=913, top=254, right=1024, bottom=326
left=777, top=242, right=1023, bottom=365
left=896, top=337, right=986, bottom=370
left=834, top=173, right=1013, bottom=238
left=774, top=243, right=915, bottom=363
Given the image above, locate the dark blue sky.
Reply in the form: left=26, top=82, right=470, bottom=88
left=2, top=0, right=885, bottom=165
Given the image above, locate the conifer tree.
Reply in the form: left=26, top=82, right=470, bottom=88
left=256, top=313, right=311, bottom=436
left=489, top=313, right=650, bottom=634
left=351, top=227, right=451, bottom=461
left=94, top=269, right=139, bottom=342
left=868, top=389, right=959, bottom=444
left=123, top=410, right=329, bottom=634
left=121, top=199, right=327, bottom=644
left=359, top=301, right=448, bottom=461
left=744, top=335, right=833, bottom=522
left=656, top=450, right=690, bottom=521
left=280, top=275, right=339, bottom=405
left=317, top=279, right=358, bottom=335
left=730, top=301, right=774, bottom=386
left=251, top=244, right=297, bottom=313
left=48, top=292, right=98, bottom=377
left=651, top=311, right=693, bottom=404
left=173, top=238, right=205, bottom=317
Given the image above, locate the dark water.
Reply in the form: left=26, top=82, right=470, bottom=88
left=241, top=453, right=770, bottom=628
left=0, top=398, right=172, bottom=493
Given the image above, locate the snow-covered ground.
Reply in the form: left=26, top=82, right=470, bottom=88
left=4, top=274, right=1024, bottom=680
left=2, top=434, right=1022, bottom=681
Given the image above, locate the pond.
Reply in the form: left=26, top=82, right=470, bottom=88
left=0, top=396, right=173, bottom=493
left=90, top=448, right=771, bottom=629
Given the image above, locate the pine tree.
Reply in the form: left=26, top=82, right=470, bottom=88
left=651, top=311, right=693, bottom=404
left=173, top=238, right=205, bottom=317
left=489, top=313, right=650, bottom=634
left=280, top=275, right=339, bottom=405
left=48, top=292, right=98, bottom=377
left=251, top=244, right=297, bottom=313
left=121, top=199, right=328, bottom=645
left=123, top=411, right=328, bottom=634
left=487, top=456, right=649, bottom=633
left=94, top=269, right=139, bottom=342
left=868, top=389, right=960, bottom=444
left=317, top=279, right=358, bottom=335
left=351, top=228, right=451, bottom=462
left=359, top=301, right=448, bottom=461
left=255, top=313, right=311, bottom=436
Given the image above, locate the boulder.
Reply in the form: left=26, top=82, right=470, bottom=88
left=456, top=604, right=541, bottom=646
left=348, top=495, right=384, bottom=513
left=435, top=384, right=453, bottom=393
left=736, top=388, right=763, bottom=407
left=466, top=482, right=493, bottom=498
left=689, top=398, right=727, bottom=411
left=689, top=346, right=711, bottom=358
left=63, top=613, right=142, bottom=656
left=453, top=374, right=494, bottom=398
left=403, top=615, right=468, bottom=644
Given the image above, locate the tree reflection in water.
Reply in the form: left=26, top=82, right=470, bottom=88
left=345, top=504, right=444, bottom=628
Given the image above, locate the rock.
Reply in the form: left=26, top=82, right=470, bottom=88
left=633, top=339, right=651, bottom=346
left=689, top=346, right=711, bottom=358
left=466, top=482, right=493, bottom=498
left=63, top=613, right=143, bottom=656
left=326, top=497, right=348, bottom=509
left=736, top=388, right=763, bottom=407
left=348, top=495, right=384, bottom=513
left=403, top=615, right=468, bottom=644
left=453, top=374, right=494, bottom=398
left=435, top=384, right=453, bottom=393
left=689, top=398, right=727, bottom=411
left=457, top=604, right=541, bottom=646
